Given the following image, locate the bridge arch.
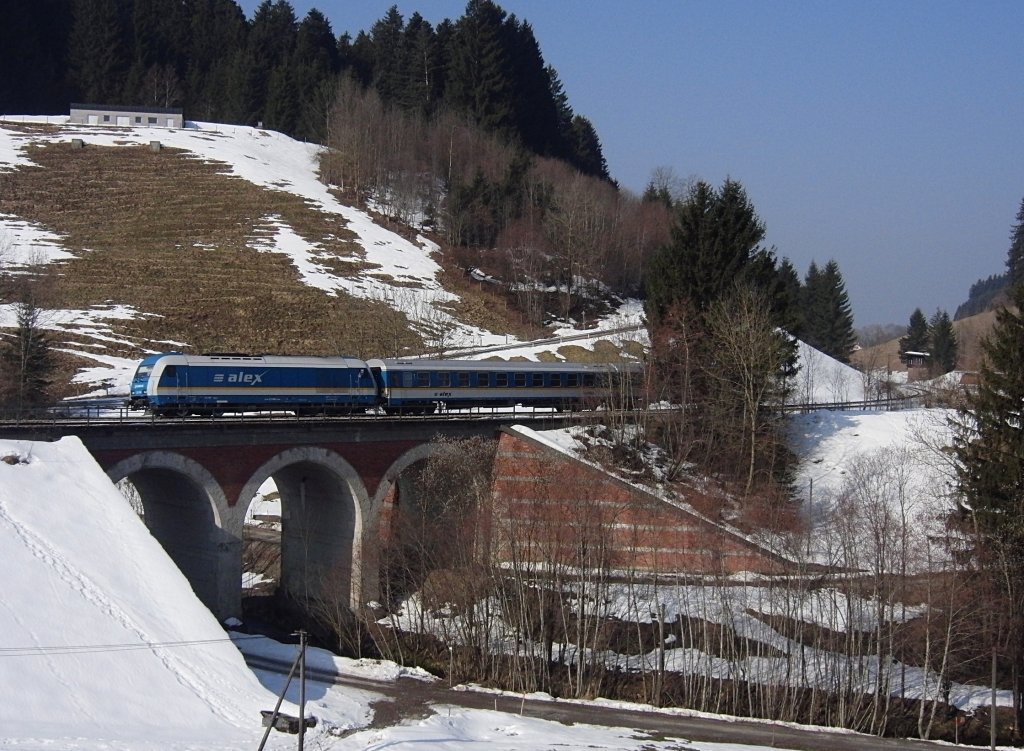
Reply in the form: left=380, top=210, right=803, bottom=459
left=236, top=447, right=371, bottom=612
left=372, top=442, right=445, bottom=509
left=105, top=451, right=237, bottom=620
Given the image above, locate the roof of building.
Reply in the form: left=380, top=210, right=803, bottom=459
left=70, top=103, right=183, bottom=116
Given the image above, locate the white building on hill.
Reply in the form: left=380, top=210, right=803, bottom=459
left=69, top=103, right=183, bottom=128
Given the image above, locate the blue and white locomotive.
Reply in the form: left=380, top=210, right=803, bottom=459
left=129, top=352, right=640, bottom=416
left=128, top=353, right=379, bottom=416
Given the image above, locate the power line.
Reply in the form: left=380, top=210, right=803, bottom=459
left=0, top=633, right=268, bottom=658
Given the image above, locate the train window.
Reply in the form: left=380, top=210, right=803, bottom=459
left=415, top=372, right=430, bottom=387
left=514, top=373, right=527, bottom=387
left=438, top=372, right=451, bottom=387
left=477, top=372, right=490, bottom=387
left=495, top=373, right=509, bottom=387
left=531, top=373, right=544, bottom=387
left=161, top=365, right=178, bottom=381
left=583, top=374, right=596, bottom=387
left=456, top=372, right=470, bottom=387
left=402, top=372, right=415, bottom=387
left=567, top=374, right=580, bottom=387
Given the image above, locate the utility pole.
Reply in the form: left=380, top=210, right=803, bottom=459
left=991, top=646, right=997, bottom=751
left=298, top=629, right=307, bottom=751
left=256, top=646, right=300, bottom=751
left=805, top=478, right=813, bottom=557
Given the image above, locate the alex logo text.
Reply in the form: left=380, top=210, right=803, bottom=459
left=213, top=371, right=267, bottom=385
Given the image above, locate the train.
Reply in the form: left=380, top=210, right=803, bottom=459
left=127, top=352, right=641, bottom=416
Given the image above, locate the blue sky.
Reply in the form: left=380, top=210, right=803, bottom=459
left=239, top=0, right=1023, bottom=326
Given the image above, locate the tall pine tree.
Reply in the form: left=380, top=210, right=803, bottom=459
left=402, top=13, right=442, bottom=116
left=800, top=262, right=825, bottom=347
left=953, top=282, right=1024, bottom=725
left=68, top=0, right=131, bottom=103
left=773, top=257, right=804, bottom=339
left=0, top=0, right=72, bottom=113
left=1008, top=196, right=1024, bottom=292
left=445, top=0, right=516, bottom=136
left=899, top=308, right=930, bottom=361
left=645, top=178, right=776, bottom=327
left=185, top=0, right=247, bottom=122
left=799, top=259, right=855, bottom=361
left=928, top=308, right=958, bottom=374
left=818, top=260, right=856, bottom=363
left=245, top=0, right=298, bottom=127
left=370, top=6, right=406, bottom=106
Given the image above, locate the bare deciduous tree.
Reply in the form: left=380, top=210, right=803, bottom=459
left=705, top=284, right=792, bottom=494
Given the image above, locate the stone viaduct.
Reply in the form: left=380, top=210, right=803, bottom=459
left=1, top=415, right=795, bottom=622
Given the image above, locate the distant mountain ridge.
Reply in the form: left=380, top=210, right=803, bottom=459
left=954, top=271, right=1009, bottom=320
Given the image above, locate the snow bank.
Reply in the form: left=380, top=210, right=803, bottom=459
left=0, top=437, right=284, bottom=748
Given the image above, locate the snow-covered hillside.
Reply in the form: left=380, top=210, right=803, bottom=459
left=0, top=116, right=644, bottom=397
left=0, top=436, right=288, bottom=748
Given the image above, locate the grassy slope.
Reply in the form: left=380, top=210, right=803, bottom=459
left=0, top=137, right=424, bottom=359
left=0, top=134, right=484, bottom=355
left=0, top=128, right=640, bottom=398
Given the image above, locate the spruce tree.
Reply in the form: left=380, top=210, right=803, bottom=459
left=818, top=260, right=857, bottom=363
left=799, top=260, right=856, bottom=361
left=645, top=178, right=784, bottom=328
left=293, top=8, right=341, bottom=141
left=898, top=308, right=929, bottom=360
left=245, top=0, right=298, bottom=126
left=185, top=0, right=247, bottom=122
left=370, top=6, right=406, bottom=106
left=508, top=20, right=563, bottom=159
left=0, top=0, right=72, bottom=113
left=953, top=282, right=1024, bottom=715
left=402, top=13, right=442, bottom=116
left=1008, top=196, right=1024, bottom=291
left=68, top=0, right=130, bottom=103
left=567, top=115, right=609, bottom=180
left=445, top=0, right=516, bottom=136
left=800, top=261, right=825, bottom=349
left=638, top=179, right=796, bottom=489
left=928, top=309, right=958, bottom=374
left=773, top=257, right=804, bottom=339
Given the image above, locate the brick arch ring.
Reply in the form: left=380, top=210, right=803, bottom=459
left=105, top=450, right=230, bottom=529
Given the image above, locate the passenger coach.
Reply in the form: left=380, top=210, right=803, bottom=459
left=367, top=358, right=637, bottom=414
